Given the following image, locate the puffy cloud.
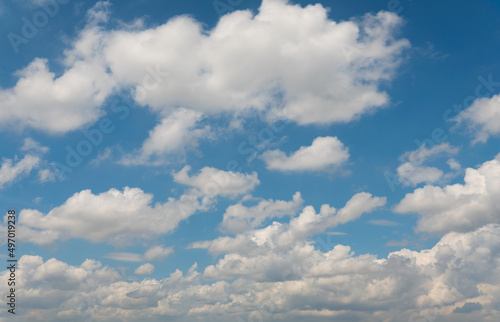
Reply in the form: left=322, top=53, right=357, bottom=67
left=18, top=187, right=212, bottom=246
left=220, top=192, right=303, bottom=234
left=173, top=165, right=259, bottom=197
left=105, top=245, right=174, bottom=263
left=0, top=56, right=114, bottom=133
left=122, top=108, right=213, bottom=165
left=0, top=0, right=408, bottom=134
left=104, top=0, right=408, bottom=124
left=395, top=154, right=500, bottom=234
left=260, top=136, right=349, bottom=172
left=134, top=263, right=155, bottom=276
left=396, top=143, right=460, bottom=186
left=457, top=93, right=500, bottom=143
left=4, top=225, right=500, bottom=321
left=0, top=154, right=40, bottom=189
left=191, top=192, right=386, bottom=258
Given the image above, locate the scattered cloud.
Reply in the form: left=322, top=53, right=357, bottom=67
left=122, top=108, right=213, bottom=165
left=0, top=155, right=40, bottom=189
left=173, top=165, right=260, bottom=197
left=396, top=143, right=460, bottom=186
left=105, top=245, right=174, bottom=263
left=260, top=136, right=349, bottom=172
left=134, top=263, right=155, bottom=275
left=395, top=154, right=500, bottom=235
left=220, top=192, right=303, bottom=234
left=457, top=93, right=500, bottom=143
left=21, top=138, right=49, bottom=154
left=18, top=187, right=213, bottom=246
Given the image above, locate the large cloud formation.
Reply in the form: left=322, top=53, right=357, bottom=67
left=0, top=0, right=408, bottom=133
left=2, top=225, right=499, bottom=321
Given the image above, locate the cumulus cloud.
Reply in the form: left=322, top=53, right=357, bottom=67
left=260, top=136, right=350, bottom=172
left=395, top=154, right=500, bottom=234
left=457, top=93, right=500, bottom=143
left=17, top=187, right=212, bottom=246
left=191, top=192, right=386, bottom=258
left=0, top=154, right=40, bottom=189
left=0, top=0, right=408, bottom=134
left=4, top=225, right=500, bottom=321
left=173, top=165, right=260, bottom=197
left=220, top=192, right=303, bottom=234
left=134, top=263, right=155, bottom=275
left=396, top=143, right=460, bottom=186
left=122, top=108, right=213, bottom=165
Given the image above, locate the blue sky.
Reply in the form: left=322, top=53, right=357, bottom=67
left=1, top=0, right=500, bottom=321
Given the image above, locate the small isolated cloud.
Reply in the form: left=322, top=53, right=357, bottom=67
left=105, top=245, right=174, bottom=263
left=457, top=93, right=500, bottom=143
left=90, top=147, right=113, bottom=166
left=122, top=108, right=213, bottom=165
left=396, top=143, right=460, bottom=186
left=38, top=168, right=56, bottom=183
left=395, top=154, right=500, bottom=235
left=21, top=138, right=49, bottom=154
left=0, top=155, right=40, bottom=189
left=260, top=136, right=349, bottom=172
left=173, top=165, right=259, bottom=197
left=447, top=158, right=461, bottom=171
left=134, top=263, right=154, bottom=275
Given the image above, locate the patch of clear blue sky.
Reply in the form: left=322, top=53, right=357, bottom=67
left=1, top=0, right=500, bottom=279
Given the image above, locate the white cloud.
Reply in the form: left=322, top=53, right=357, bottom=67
left=0, top=0, right=408, bottom=134
left=18, top=187, right=212, bottom=246
left=105, top=245, right=174, bottom=263
left=0, top=154, right=40, bottom=189
left=122, top=108, right=213, bottom=165
left=396, top=143, right=460, bottom=186
left=5, top=225, right=500, bottom=321
left=191, top=192, right=386, bottom=256
left=21, top=138, right=49, bottom=154
left=38, top=168, right=56, bottom=183
left=220, top=192, right=303, bottom=234
left=447, top=158, right=461, bottom=171
left=0, top=56, right=114, bottom=133
left=401, top=142, right=459, bottom=165
left=173, top=165, right=260, bottom=197
left=395, top=154, right=500, bottom=235
left=397, top=162, right=444, bottom=186
left=260, top=136, right=349, bottom=172
left=134, top=263, right=155, bottom=275
left=457, top=93, right=500, bottom=143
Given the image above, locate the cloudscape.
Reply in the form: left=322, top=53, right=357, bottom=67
left=1, top=0, right=500, bottom=321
